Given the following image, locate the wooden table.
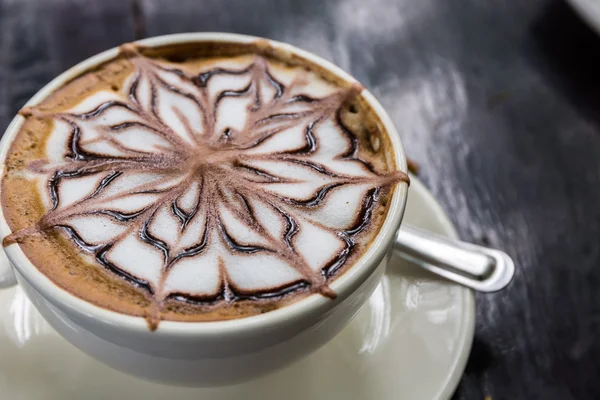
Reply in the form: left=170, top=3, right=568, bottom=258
left=0, top=0, right=598, bottom=398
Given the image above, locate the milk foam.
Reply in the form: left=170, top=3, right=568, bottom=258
left=12, top=46, right=407, bottom=308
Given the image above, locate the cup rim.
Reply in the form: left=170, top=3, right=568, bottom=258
left=0, top=32, right=408, bottom=337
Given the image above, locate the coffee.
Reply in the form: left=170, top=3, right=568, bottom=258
left=1, top=41, right=408, bottom=328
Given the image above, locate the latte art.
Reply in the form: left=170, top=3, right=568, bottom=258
left=2, top=43, right=408, bottom=326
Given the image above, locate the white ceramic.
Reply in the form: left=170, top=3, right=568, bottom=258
left=0, top=33, right=409, bottom=386
left=0, top=176, right=475, bottom=400
left=568, top=0, right=600, bottom=34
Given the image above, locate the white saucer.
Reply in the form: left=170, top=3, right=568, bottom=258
left=0, top=176, right=475, bottom=400
left=568, top=0, right=600, bottom=34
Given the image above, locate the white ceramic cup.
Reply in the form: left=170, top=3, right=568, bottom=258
left=0, top=33, right=408, bottom=387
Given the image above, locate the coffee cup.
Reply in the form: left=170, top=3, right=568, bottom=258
left=0, top=32, right=408, bottom=386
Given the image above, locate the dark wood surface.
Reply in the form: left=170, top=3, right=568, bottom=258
left=1, top=0, right=599, bottom=398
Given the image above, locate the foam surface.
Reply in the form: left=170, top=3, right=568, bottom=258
left=5, top=47, right=408, bottom=320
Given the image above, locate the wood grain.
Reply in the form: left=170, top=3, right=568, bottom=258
left=1, top=0, right=599, bottom=398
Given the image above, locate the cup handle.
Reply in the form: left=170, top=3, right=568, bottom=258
left=0, top=248, right=17, bottom=288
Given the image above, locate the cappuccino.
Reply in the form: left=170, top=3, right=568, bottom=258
left=1, top=41, right=408, bottom=328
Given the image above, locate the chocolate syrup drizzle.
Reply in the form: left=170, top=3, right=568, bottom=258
left=7, top=44, right=409, bottom=326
